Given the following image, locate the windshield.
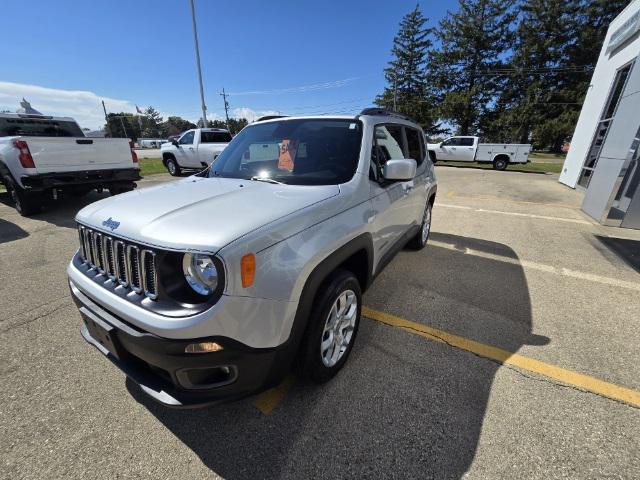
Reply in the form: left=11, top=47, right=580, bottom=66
left=0, top=117, right=84, bottom=137
left=209, top=119, right=362, bottom=185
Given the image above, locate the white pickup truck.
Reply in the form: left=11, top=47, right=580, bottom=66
left=160, top=128, right=231, bottom=176
left=0, top=113, right=140, bottom=216
left=427, top=136, right=531, bottom=170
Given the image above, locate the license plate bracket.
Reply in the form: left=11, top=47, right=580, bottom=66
left=80, top=307, right=124, bottom=360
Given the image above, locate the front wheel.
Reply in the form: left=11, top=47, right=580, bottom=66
left=165, top=157, right=181, bottom=176
left=409, top=201, right=432, bottom=250
left=299, top=270, right=362, bottom=384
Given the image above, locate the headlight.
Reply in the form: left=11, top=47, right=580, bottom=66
left=183, top=253, right=219, bottom=296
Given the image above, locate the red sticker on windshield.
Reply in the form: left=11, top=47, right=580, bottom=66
left=278, top=139, right=297, bottom=171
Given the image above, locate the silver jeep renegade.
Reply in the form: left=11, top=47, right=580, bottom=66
left=67, top=109, right=437, bottom=407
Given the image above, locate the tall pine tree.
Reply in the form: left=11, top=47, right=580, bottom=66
left=427, top=0, right=517, bottom=136
left=375, top=6, right=439, bottom=134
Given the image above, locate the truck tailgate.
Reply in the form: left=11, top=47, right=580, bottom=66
left=26, top=137, right=134, bottom=173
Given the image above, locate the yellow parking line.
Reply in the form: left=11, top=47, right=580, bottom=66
left=254, top=374, right=296, bottom=415
left=363, top=307, right=640, bottom=408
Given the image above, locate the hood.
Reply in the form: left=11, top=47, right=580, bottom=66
left=76, top=177, right=339, bottom=253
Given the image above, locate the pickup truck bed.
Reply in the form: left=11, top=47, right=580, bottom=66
left=0, top=113, right=140, bottom=215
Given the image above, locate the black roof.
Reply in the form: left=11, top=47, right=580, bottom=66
left=359, top=108, right=417, bottom=124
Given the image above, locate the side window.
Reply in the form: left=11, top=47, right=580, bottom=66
left=405, top=128, right=424, bottom=165
left=442, top=137, right=461, bottom=147
left=179, top=131, right=195, bottom=145
left=459, top=137, right=475, bottom=147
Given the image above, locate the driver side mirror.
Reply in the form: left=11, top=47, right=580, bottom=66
left=172, top=140, right=180, bottom=147
left=383, top=159, right=417, bottom=181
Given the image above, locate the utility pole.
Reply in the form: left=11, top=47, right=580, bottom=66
left=189, top=0, right=207, bottom=127
left=101, top=100, right=111, bottom=137
left=220, top=87, right=231, bottom=132
left=119, top=116, right=128, bottom=139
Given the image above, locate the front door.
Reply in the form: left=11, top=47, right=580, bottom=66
left=369, top=124, right=417, bottom=263
left=175, top=130, right=199, bottom=167
left=438, top=137, right=462, bottom=161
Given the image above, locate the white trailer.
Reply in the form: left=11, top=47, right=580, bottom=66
left=427, top=136, right=532, bottom=170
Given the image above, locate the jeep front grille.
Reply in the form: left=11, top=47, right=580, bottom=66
left=77, top=225, right=158, bottom=300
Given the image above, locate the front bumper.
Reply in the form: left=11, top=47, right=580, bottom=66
left=21, top=168, right=141, bottom=191
left=70, top=282, right=289, bottom=408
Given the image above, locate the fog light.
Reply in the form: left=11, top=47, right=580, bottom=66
left=184, top=341, right=223, bottom=353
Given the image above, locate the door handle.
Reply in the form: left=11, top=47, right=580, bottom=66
left=188, top=147, right=195, bottom=150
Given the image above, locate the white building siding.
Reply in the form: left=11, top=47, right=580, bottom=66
left=560, top=0, right=640, bottom=188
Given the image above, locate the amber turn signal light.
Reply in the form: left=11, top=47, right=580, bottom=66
left=241, top=254, right=256, bottom=288
left=184, top=342, right=223, bottom=353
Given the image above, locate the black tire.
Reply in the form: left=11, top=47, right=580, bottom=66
left=493, top=156, right=509, bottom=171
left=299, top=269, right=362, bottom=384
left=409, top=201, right=433, bottom=250
left=165, top=156, right=181, bottom=176
left=3, top=176, right=42, bottom=216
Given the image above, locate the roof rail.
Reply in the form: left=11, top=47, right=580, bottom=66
left=359, top=108, right=417, bottom=123
left=255, top=115, right=288, bottom=122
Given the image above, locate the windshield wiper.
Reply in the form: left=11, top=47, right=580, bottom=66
left=250, top=176, right=284, bottom=185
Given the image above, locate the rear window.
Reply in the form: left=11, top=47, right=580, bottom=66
left=0, top=117, right=84, bottom=137
left=460, top=138, right=475, bottom=146
left=405, top=128, right=424, bottom=165
left=201, top=131, right=232, bottom=143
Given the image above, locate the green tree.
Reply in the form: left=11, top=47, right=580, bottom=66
left=105, top=113, right=140, bottom=140
left=160, top=116, right=197, bottom=137
left=140, top=106, right=163, bottom=138
left=428, top=0, right=517, bottom=137
left=207, top=118, right=248, bottom=133
left=492, top=0, right=581, bottom=149
left=375, top=6, right=439, bottom=134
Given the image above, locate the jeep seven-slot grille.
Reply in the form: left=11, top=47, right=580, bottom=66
left=77, top=225, right=158, bottom=300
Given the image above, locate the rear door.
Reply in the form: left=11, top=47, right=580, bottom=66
left=197, top=130, right=232, bottom=165
left=457, top=137, right=477, bottom=161
left=404, top=126, right=429, bottom=219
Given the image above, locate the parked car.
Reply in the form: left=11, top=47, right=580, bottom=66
left=427, top=136, right=531, bottom=170
left=67, top=109, right=437, bottom=407
left=160, top=128, right=232, bottom=175
left=0, top=113, right=140, bottom=216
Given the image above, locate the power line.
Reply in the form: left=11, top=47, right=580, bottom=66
left=226, top=77, right=360, bottom=96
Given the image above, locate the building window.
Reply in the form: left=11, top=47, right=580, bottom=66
left=578, top=61, right=635, bottom=188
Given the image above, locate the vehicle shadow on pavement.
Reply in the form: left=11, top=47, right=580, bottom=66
left=0, top=191, right=111, bottom=229
left=0, top=217, right=29, bottom=244
left=128, top=232, right=547, bottom=479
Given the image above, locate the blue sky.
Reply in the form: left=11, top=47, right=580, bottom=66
left=0, top=0, right=457, bottom=129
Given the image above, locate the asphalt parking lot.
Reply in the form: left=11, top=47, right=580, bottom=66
left=1, top=167, right=639, bottom=479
